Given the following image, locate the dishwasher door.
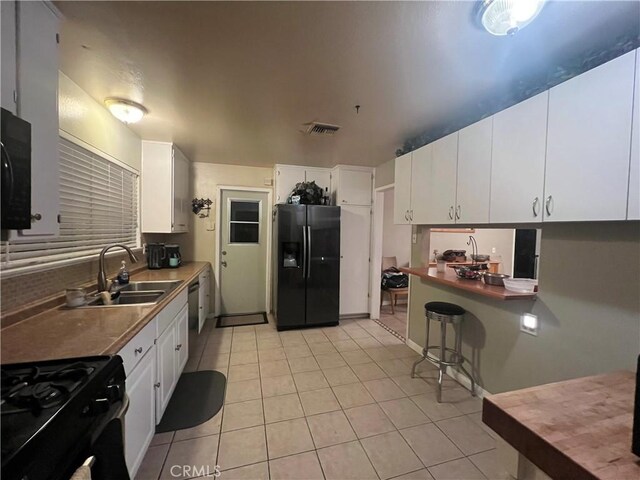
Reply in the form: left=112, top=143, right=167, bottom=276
left=188, top=281, right=200, bottom=330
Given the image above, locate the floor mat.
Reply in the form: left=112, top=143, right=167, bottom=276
left=156, top=370, right=226, bottom=433
left=216, top=312, right=268, bottom=328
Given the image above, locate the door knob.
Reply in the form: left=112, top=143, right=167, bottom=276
left=221, top=260, right=227, bottom=267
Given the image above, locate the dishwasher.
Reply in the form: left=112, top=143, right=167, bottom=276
left=187, top=280, right=200, bottom=330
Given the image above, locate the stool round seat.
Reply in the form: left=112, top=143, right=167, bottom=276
left=425, top=302, right=465, bottom=317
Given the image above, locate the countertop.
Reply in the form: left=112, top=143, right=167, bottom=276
left=1, top=262, right=210, bottom=364
left=482, top=371, right=639, bottom=480
left=400, top=267, right=537, bottom=301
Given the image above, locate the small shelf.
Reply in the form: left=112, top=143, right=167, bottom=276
left=400, top=267, right=537, bottom=301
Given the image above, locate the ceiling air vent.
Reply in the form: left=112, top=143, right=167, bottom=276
left=305, top=122, right=340, bottom=136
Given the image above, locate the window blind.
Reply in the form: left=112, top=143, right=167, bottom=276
left=0, top=137, right=139, bottom=271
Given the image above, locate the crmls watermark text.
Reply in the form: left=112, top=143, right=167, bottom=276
left=170, top=465, right=221, bottom=478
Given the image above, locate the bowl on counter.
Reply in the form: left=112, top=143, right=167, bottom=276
left=482, top=273, right=510, bottom=286
left=471, top=254, right=491, bottom=262
left=453, top=265, right=485, bottom=280
left=503, top=278, right=537, bottom=293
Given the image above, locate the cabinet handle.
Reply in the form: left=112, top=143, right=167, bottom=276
left=409, top=210, right=413, bottom=221
left=30, top=213, right=42, bottom=222
left=455, top=206, right=461, bottom=220
left=532, top=197, right=540, bottom=217
left=134, top=347, right=143, bottom=355
left=175, top=344, right=182, bottom=351
left=448, top=206, right=454, bottom=220
left=404, top=211, right=409, bottom=221
left=545, top=195, right=553, bottom=216
left=154, top=382, right=161, bottom=389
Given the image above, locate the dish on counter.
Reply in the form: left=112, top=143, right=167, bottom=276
left=503, top=278, right=537, bottom=293
left=453, top=264, right=488, bottom=280
left=483, top=273, right=510, bottom=286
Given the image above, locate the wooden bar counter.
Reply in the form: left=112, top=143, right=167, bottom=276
left=400, top=267, right=537, bottom=301
left=482, top=371, right=639, bottom=480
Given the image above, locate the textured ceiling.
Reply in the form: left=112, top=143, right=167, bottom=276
left=56, top=1, right=640, bottom=167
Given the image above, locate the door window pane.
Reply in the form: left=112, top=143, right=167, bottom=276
left=231, top=201, right=259, bottom=222
left=230, top=223, right=259, bottom=243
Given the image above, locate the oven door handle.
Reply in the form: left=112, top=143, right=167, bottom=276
left=1, top=141, right=14, bottom=206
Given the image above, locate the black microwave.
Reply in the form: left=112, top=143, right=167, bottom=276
left=1, top=107, right=31, bottom=230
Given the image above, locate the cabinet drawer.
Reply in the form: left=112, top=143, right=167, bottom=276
left=156, top=288, right=188, bottom=337
left=118, top=318, right=156, bottom=376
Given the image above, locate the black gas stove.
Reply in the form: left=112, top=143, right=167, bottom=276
left=1, top=355, right=129, bottom=480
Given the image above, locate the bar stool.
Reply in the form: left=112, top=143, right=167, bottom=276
left=411, top=301, right=476, bottom=402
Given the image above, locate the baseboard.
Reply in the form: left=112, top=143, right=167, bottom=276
left=405, top=338, right=491, bottom=398
left=340, top=313, right=370, bottom=320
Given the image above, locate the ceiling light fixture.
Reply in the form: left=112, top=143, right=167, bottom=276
left=478, top=0, right=546, bottom=36
left=104, top=98, right=147, bottom=124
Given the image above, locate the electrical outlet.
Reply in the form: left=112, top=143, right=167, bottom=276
left=520, top=313, right=538, bottom=336
left=491, top=247, right=496, bottom=254
left=412, top=233, right=417, bottom=244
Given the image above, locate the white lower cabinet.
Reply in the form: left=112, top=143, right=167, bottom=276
left=198, top=267, right=211, bottom=333
left=155, top=302, right=189, bottom=424
left=124, top=346, right=156, bottom=477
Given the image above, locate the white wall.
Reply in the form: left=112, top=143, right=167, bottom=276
left=382, top=189, right=411, bottom=268
left=429, top=228, right=515, bottom=275
left=58, top=72, right=141, bottom=171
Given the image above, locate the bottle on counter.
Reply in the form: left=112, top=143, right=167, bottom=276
left=117, top=260, right=130, bottom=285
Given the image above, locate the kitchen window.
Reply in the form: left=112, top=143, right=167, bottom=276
left=228, top=200, right=260, bottom=244
left=0, top=136, right=140, bottom=274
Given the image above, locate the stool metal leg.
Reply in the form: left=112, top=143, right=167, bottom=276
left=411, top=315, right=430, bottom=378
left=437, top=318, right=447, bottom=403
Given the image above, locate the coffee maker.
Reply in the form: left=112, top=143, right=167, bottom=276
left=146, top=243, right=166, bottom=269
left=164, top=244, right=182, bottom=268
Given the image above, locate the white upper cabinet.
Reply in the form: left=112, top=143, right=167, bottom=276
left=393, top=152, right=412, bottom=224
left=544, top=50, right=636, bottom=222
left=456, top=118, right=492, bottom=224
left=1, top=1, right=17, bottom=113
left=305, top=167, right=331, bottom=193
left=491, top=92, right=548, bottom=223
left=141, top=141, right=190, bottom=233
left=410, top=145, right=432, bottom=225
left=274, top=165, right=305, bottom=203
left=628, top=49, right=640, bottom=220
left=334, top=167, right=373, bottom=206
left=424, top=133, right=458, bottom=224
left=11, top=1, right=60, bottom=237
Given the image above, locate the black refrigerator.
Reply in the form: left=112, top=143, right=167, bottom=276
left=273, top=204, right=340, bottom=330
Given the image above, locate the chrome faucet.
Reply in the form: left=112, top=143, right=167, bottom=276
left=97, top=244, right=138, bottom=292
left=467, top=235, right=478, bottom=265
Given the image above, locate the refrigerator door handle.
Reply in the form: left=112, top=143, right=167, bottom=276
left=307, top=225, right=312, bottom=279
left=302, top=226, right=307, bottom=279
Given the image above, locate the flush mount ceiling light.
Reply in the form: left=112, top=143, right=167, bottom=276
left=104, top=98, right=147, bottom=124
left=478, top=0, right=546, bottom=36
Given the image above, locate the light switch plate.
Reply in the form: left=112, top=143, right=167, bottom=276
left=520, top=313, right=538, bottom=336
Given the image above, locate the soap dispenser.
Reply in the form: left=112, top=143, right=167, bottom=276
left=117, top=260, right=130, bottom=285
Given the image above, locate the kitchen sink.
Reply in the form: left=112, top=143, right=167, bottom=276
left=78, top=280, right=184, bottom=308
left=119, top=281, right=183, bottom=292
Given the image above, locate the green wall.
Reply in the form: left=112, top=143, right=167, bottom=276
left=408, top=222, right=640, bottom=394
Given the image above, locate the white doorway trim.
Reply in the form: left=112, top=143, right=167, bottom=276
left=369, top=182, right=394, bottom=320
left=214, top=185, right=273, bottom=317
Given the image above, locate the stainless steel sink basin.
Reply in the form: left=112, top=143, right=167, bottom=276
left=119, top=281, right=183, bottom=292
left=78, top=280, right=184, bottom=308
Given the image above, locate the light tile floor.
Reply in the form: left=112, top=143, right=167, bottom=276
left=378, top=303, right=408, bottom=339
left=136, top=317, right=508, bottom=480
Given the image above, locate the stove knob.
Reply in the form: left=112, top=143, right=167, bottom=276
left=106, top=384, right=123, bottom=401
left=91, top=398, right=111, bottom=414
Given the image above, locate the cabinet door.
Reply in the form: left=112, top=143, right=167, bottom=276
left=491, top=92, right=548, bottom=223
left=305, top=168, right=331, bottom=193
left=198, top=272, right=207, bottom=333
left=456, top=118, right=492, bottom=224
left=1, top=0, right=16, bottom=113
left=15, top=1, right=59, bottom=236
left=628, top=49, right=640, bottom=220
left=425, top=133, right=458, bottom=224
left=141, top=141, right=173, bottom=233
left=545, top=51, right=635, bottom=222
left=175, top=303, right=189, bottom=375
left=172, top=147, right=189, bottom=232
left=124, top=347, right=156, bottom=477
left=338, top=169, right=372, bottom=206
left=275, top=165, right=305, bottom=203
left=155, top=323, right=176, bottom=424
left=339, top=205, right=371, bottom=315
left=394, top=153, right=412, bottom=224
left=410, top=146, right=431, bottom=224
